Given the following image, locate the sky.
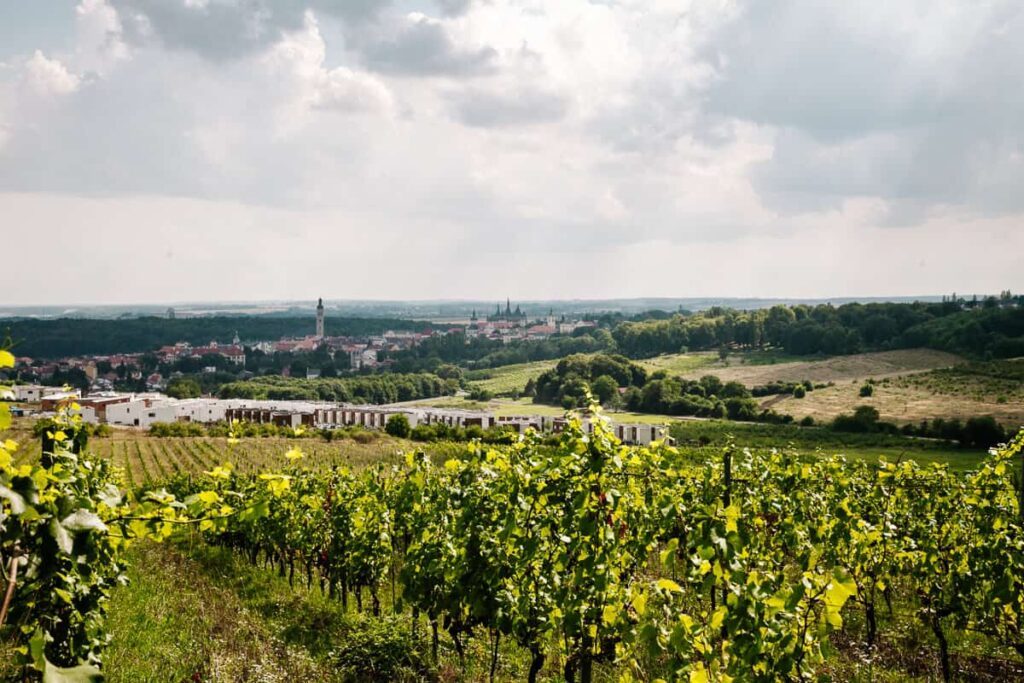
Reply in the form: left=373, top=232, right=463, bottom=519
left=0, top=0, right=1022, bottom=305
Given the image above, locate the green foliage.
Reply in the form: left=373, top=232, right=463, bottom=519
left=191, top=402, right=1024, bottom=682
left=330, top=615, right=433, bottom=682
left=386, top=328, right=615, bottom=374
left=1, top=373, right=267, bottom=679
left=166, top=378, right=201, bottom=399
left=466, top=387, right=493, bottom=402
left=612, top=302, right=1024, bottom=359
left=219, top=373, right=452, bottom=403
left=0, top=316, right=427, bottom=359
left=860, top=383, right=875, bottom=397
left=385, top=414, right=411, bottom=439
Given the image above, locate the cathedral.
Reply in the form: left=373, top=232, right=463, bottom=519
left=487, top=298, right=527, bottom=323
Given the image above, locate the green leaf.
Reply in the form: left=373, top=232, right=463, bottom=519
left=61, top=509, right=108, bottom=534
left=51, top=518, right=73, bottom=554
left=824, top=568, right=857, bottom=628
left=43, top=659, right=103, bottom=683
left=657, top=578, right=684, bottom=593
left=0, top=484, right=26, bottom=514
left=96, top=485, right=123, bottom=509
left=709, top=606, right=726, bottom=631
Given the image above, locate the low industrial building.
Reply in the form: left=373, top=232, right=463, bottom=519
left=73, top=392, right=672, bottom=445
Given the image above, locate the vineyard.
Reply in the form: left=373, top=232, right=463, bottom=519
left=3, top=395, right=1024, bottom=680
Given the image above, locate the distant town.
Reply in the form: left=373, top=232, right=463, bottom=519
left=3, top=298, right=671, bottom=445
left=5, top=298, right=595, bottom=394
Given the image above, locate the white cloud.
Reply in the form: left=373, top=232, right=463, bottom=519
left=23, top=50, right=80, bottom=96
left=0, top=0, right=1022, bottom=304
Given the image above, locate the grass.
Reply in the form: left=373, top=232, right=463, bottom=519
left=97, top=532, right=1021, bottom=683
left=466, top=359, right=559, bottom=395
left=771, top=379, right=1024, bottom=429
left=636, top=351, right=717, bottom=375
left=668, top=419, right=990, bottom=472
left=893, top=358, right=1024, bottom=403
left=672, top=349, right=961, bottom=385
left=102, top=540, right=557, bottom=682
left=104, top=542, right=328, bottom=683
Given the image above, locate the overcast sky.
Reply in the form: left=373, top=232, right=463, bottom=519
left=1, top=0, right=1022, bottom=305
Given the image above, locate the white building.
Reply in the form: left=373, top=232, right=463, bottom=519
left=12, top=384, right=46, bottom=401
left=174, top=398, right=230, bottom=424
left=106, top=397, right=178, bottom=428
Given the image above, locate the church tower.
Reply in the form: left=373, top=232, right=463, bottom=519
left=316, top=298, right=325, bottom=339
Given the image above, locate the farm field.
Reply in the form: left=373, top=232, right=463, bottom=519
left=72, top=426, right=1024, bottom=682
left=769, top=378, right=1024, bottom=428
left=464, top=349, right=962, bottom=407
left=676, top=348, right=962, bottom=385
left=4, top=418, right=454, bottom=483
left=636, top=350, right=717, bottom=375
left=893, top=358, right=1024, bottom=402
left=395, top=399, right=983, bottom=469
left=466, top=359, right=559, bottom=395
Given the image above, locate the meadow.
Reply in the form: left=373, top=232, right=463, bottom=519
left=466, top=359, right=560, bottom=395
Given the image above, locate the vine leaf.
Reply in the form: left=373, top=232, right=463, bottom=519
left=61, top=509, right=108, bottom=534
left=43, top=660, right=103, bottom=683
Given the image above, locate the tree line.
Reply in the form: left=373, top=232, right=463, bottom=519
left=217, top=373, right=454, bottom=404
left=530, top=353, right=783, bottom=423
left=612, top=302, right=1024, bottom=359
left=0, top=315, right=427, bottom=358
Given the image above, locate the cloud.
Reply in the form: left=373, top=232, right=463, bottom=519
left=1, top=0, right=1023, bottom=303
left=23, top=50, right=81, bottom=96
left=263, top=13, right=394, bottom=116
left=703, top=0, right=1024, bottom=214
left=352, top=12, right=497, bottom=76
left=435, top=0, right=474, bottom=17
left=108, top=0, right=388, bottom=61
left=447, top=85, right=568, bottom=127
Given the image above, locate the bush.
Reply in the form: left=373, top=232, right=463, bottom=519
left=859, top=383, right=874, bottom=397
left=832, top=405, right=881, bottom=433
left=385, top=414, right=411, bottom=439
left=466, top=387, right=493, bottom=402
left=800, top=415, right=815, bottom=427
left=331, top=615, right=433, bottom=682
left=792, top=385, right=806, bottom=399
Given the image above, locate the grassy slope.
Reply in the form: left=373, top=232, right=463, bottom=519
left=676, top=349, right=962, bottom=385
left=104, top=540, right=534, bottom=682
left=771, top=380, right=1024, bottom=428
left=669, top=419, right=988, bottom=472
left=104, top=542, right=327, bottom=683
left=466, top=359, right=559, bottom=395
left=98, top=533, right=1020, bottom=683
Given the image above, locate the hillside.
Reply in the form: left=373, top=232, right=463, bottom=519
left=677, top=349, right=962, bottom=385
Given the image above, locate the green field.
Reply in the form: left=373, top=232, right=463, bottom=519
left=465, top=350, right=798, bottom=398
left=466, top=359, right=559, bottom=395
left=636, top=351, right=718, bottom=374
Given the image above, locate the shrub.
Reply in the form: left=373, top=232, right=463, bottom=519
left=385, top=414, right=411, bottom=439
left=832, top=405, right=881, bottom=433
left=331, top=615, right=433, bottom=682
left=792, top=385, right=806, bottom=399
left=466, top=387, right=493, bottom=402
left=800, top=415, right=815, bottom=427
left=352, top=430, right=377, bottom=444
left=859, top=383, right=874, bottom=397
